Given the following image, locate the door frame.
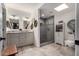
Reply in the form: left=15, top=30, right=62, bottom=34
left=2, top=3, right=6, bottom=50
left=75, top=3, right=79, bottom=56
left=0, top=3, right=6, bottom=55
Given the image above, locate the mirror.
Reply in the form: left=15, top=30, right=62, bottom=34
left=23, top=18, right=37, bottom=30
left=30, top=23, right=33, bottom=29
left=67, top=19, right=75, bottom=33
left=34, top=19, right=38, bottom=27
left=24, top=21, right=30, bottom=29
left=6, top=20, right=11, bottom=29
left=7, top=15, right=19, bottom=29
left=23, top=17, right=30, bottom=29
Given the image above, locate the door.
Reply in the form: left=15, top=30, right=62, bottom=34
left=0, top=4, right=6, bottom=55
left=75, top=3, right=79, bottom=56
left=46, top=16, right=54, bottom=42
left=40, top=16, right=54, bottom=44
left=46, top=24, right=53, bottom=42
left=40, top=24, right=47, bottom=43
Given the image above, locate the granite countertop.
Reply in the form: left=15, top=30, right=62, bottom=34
left=6, top=29, right=33, bottom=33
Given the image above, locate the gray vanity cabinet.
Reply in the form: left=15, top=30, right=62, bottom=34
left=26, top=32, right=34, bottom=45
left=18, top=32, right=26, bottom=46
left=7, top=33, right=19, bottom=46
left=7, top=32, right=34, bottom=47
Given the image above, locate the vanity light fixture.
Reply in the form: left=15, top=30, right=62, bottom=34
left=54, top=4, right=69, bottom=12
left=23, top=17, right=29, bottom=21
left=41, top=14, right=45, bottom=17
left=9, top=15, right=19, bottom=20
left=14, top=17, right=19, bottom=20
left=23, top=17, right=27, bottom=21
left=9, top=15, right=14, bottom=19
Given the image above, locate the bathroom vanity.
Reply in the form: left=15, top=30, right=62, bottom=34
left=6, top=31, right=34, bottom=47
left=6, top=14, right=36, bottom=47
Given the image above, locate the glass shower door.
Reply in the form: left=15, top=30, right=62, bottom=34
left=40, top=24, right=47, bottom=43
left=46, top=24, right=54, bottom=42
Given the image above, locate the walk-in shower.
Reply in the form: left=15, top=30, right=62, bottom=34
left=40, top=16, right=54, bottom=45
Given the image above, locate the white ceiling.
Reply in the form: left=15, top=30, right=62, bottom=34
left=5, top=3, right=43, bottom=13
left=40, top=3, right=75, bottom=18
left=4, top=3, right=75, bottom=18
left=5, top=3, right=44, bottom=19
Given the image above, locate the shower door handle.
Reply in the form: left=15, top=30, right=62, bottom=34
left=75, top=40, right=79, bottom=45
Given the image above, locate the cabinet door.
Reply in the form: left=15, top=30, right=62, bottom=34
left=7, top=33, right=19, bottom=47
left=26, top=32, right=34, bottom=45
left=59, top=32, right=64, bottom=45
left=7, top=33, right=14, bottom=45
left=21, top=32, right=27, bottom=46
left=55, top=32, right=64, bottom=45
left=14, top=33, right=19, bottom=47
left=18, top=33, right=26, bottom=46
left=55, top=32, right=59, bottom=43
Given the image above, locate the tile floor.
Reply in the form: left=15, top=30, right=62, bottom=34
left=16, top=43, right=75, bottom=56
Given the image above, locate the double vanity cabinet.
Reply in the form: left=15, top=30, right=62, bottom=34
left=6, top=31, right=34, bottom=47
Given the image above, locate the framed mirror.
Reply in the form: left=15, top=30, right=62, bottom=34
left=7, top=15, right=19, bottom=29
left=67, top=19, right=75, bottom=33
left=6, top=20, right=11, bottom=29
left=34, top=19, right=38, bottom=27
left=30, top=23, right=33, bottom=29
left=23, top=17, right=30, bottom=29
left=23, top=21, right=30, bottom=29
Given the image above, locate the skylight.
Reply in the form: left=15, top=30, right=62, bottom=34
left=54, top=4, right=69, bottom=12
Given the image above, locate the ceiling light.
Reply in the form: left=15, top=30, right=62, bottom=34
left=54, top=4, right=69, bottom=12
